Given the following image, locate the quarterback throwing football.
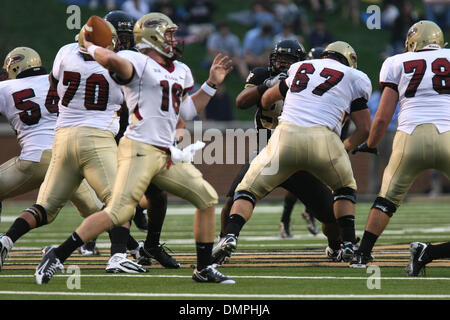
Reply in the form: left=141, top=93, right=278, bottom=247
left=36, top=13, right=235, bottom=284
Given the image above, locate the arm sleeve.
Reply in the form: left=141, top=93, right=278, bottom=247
left=379, top=57, right=399, bottom=92
left=110, top=50, right=145, bottom=85
left=180, top=95, right=198, bottom=120
left=183, top=66, right=195, bottom=94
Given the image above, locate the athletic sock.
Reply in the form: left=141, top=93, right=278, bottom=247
left=54, top=232, right=84, bottom=263
left=5, top=218, right=31, bottom=243
left=358, top=231, right=379, bottom=255
left=126, top=235, right=140, bottom=251
left=328, top=239, right=341, bottom=251
left=144, top=232, right=161, bottom=249
left=224, top=214, right=246, bottom=237
left=427, top=242, right=450, bottom=260
left=109, top=226, right=130, bottom=255
left=196, top=242, right=213, bottom=271
left=337, top=215, right=356, bottom=243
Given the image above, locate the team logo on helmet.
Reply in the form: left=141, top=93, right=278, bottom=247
left=6, top=54, right=25, bottom=70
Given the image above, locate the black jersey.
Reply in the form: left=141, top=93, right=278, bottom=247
left=245, top=67, right=284, bottom=149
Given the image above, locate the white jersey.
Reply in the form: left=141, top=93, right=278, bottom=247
left=379, top=48, right=450, bottom=134
left=0, top=75, right=57, bottom=162
left=281, top=58, right=372, bottom=136
left=114, top=50, right=194, bottom=148
left=51, top=43, right=123, bottom=134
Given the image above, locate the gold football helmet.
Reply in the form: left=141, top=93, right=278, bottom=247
left=133, top=13, right=178, bottom=58
left=3, top=47, right=42, bottom=79
left=77, top=20, right=119, bottom=53
left=405, top=20, right=445, bottom=52
left=323, top=41, right=357, bottom=68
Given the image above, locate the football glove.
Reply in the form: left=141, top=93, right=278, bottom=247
left=263, top=72, right=287, bottom=88
left=352, top=142, right=378, bottom=155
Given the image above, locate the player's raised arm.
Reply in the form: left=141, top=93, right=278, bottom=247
left=189, top=53, right=233, bottom=113
left=83, top=34, right=134, bottom=82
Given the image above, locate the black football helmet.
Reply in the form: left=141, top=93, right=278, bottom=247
left=104, top=10, right=136, bottom=51
left=307, top=47, right=325, bottom=60
left=269, top=39, right=306, bottom=75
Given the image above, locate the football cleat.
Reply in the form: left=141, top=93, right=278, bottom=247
left=35, top=247, right=64, bottom=284
left=325, top=246, right=343, bottom=262
left=192, top=264, right=236, bottom=284
left=342, top=237, right=360, bottom=262
left=301, top=210, right=318, bottom=235
left=0, top=234, right=13, bottom=271
left=349, top=251, right=374, bottom=268
left=279, top=221, right=292, bottom=239
left=105, top=253, right=149, bottom=273
left=211, top=234, right=237, bottom=265
left=406, top=242, right=432, bottom=277
left=148, top=243, right=180, bottom=269
left=77, top=239, right=100, bottom=256
left=129, top=243, right=152, bottom=266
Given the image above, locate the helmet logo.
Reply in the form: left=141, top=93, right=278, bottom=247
left=6, top=54, right=24, bottom=70
left=144, top=18, right=165, bottom=27
left=350, top=53, right=357, bottom=63
left=407, top=27, right=418, bottom=40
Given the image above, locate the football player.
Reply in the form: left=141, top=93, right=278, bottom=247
left=103, top=10, right=180, bottom=269
left=0, top=47, right=108, bottom=270
left=279, top=47, right=326, bottom=239
left=351, top=20, right=450, bottom=268
left=36, top=13, right=235, bottom=284
left=213, top=40, right=345, bottom=264
left=213, top=41, right=372, bottom=265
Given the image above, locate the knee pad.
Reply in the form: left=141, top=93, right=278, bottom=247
left=233, top=190, right=256, bottom=207
left=25, top=204, right=47, bottom=227
left=333, top=187, right=357, bottom=204
left=372, top=197, right=397, bottom=217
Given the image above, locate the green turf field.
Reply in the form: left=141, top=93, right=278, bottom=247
left=0, top=200, right=449, bottom=301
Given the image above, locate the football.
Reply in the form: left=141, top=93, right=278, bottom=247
left=84, top=15, right=112, bottom=48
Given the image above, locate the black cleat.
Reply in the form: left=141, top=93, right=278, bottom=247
left=342, top=237, right=360, bottom=262
left=35, top=247, right=64, bottom=284
left=148, top=243, right=180, bottom=269
left=349, top=251, right=374, bottom=268
left=211, top=234, right=237, bottom=265
left=130, top=243, right=152, bottom=266
left=77, top=239, right=100, bottom=256
left=325, top=246, right=343, bottom=262
left=192, top=264, right=235, bottom=284
left=406, top=242, right=432, bottom=277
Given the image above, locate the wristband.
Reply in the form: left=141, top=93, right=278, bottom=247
left=87, top=44, right=101, bottom=58
left=201, top=81, right=217, bottom=96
